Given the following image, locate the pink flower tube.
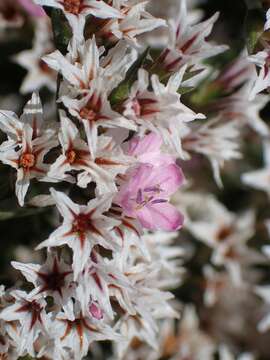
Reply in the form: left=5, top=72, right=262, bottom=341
left=17, top=0, right=45, bottom=17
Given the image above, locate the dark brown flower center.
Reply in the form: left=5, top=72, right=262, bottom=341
left=63, top=0, right=82, bottom=15
left=16, top=300, right=43, bottom=330
left=79, top=107, right=98, bottom=122
left=216, top=226, right=233, bottom=242
left=73, top=213, right=91, bottom=234
left=66, top=149, right=77, bottom=164
left=19, top=153, right=35, bottom=169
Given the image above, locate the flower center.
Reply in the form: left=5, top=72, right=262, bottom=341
left=132, top=98, right=158, bottom=117
left=89, top=302, right=103, bottom=320
left=134, top=186, right=166, bottom=210
left=132, top=99, right=141, bottom=117
left=264, top=54, right=270, bottom=78
left=216, top=225, right=232, bottom=242
left=66, top=149, right=77, bottom=164
left=16, top=300, right=43, bottom=329
left=73, top=214, right=90, bottom=234
left=62, top=0, right=81, bottom=14
left=47, top=272, right=66, bottom=291
left=39, top=59, right=52, bottom=74
left=79, top=107, right=98, bottom=122
left=72, top=213, right=101, bottom=248
left=2, top=5, right=17, bottom=21
left=19, top=153, right=35, bottom=169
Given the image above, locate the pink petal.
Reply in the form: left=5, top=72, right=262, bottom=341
left=116, top=164, right=153, bottom=203
left=89, top=302, right=103, bottom=320
left=128, top=133, right=162, bottom=156
left=147, top=164, right=184, bottom=196
left=18, top=0, right=46, bottom=17
left=127, top=133, right=174, bottom=166
left=137, top=202, right=184, bottom=231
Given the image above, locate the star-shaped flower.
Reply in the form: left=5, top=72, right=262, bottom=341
left=242, top=141, right=270, bottom=197
left=0, top=124, right=57, bottom=206
left=0, top=290, right=50, bottom=357
left=34, top=0, right=122, bottom=27
left=49, top=114, right=132, bottom=193
left=12, top=251, right=74, bottom=319
left=37, top=188, right=120, bottom=278
left=123, top=68, right=204, bottom=157
left=162, top=0, right=227, bottom=72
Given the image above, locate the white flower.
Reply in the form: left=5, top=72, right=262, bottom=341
left=37, top=188, right=120, bottom=278
left=203, top=265, right=230, bottom=307
left=0, top=92, right=54, bottom=151
left=48, top=116, right=131, bottom=194
left=12, top=251, right=75, bottom=319
left=175, top=192, right=262, bottom=286
left=76, top=250, right=133, bottom=320
left=43, top=36, right=135, bottom=93
left=36, top=336, right=70, bottom=360
left=182, top=116, right=241, bottom=186
left=53, top=303, right=121, bottom=360
left=62, top=89, right=136, bottom=157
left=0, top=123, right=57, bottom=206
left=219, top=345, right=255, bottom=360
left=142, top=231, right=185, bottom=289
left=220, top=85, right=269, bottom=137
left=170, top=305, right=215, bottom=360
left=13, top=18, right=56, bottom=94
left=123, top=67, right=204, bottom=157
left=93, top=0, right=166, bottom=46
left=242, top=140, right=270, bottom=196
left=113, top=243, right=178, bottom=358
left=0, top=1, right=24, bottom=29
left=249, top=49, right=270, bottom=99
left=77, top=134, right=132, bottom=194
left=0, top=290, right=50, bottom=357
left=265, top=8, right=270, bottom=31
left=34, top=0, right=122, bottom=27
left=162, top=0, right=228, bottom=71
left=255, top=246, right=270, bottom=332
left=108, top=204, right=146, bottom=256
left=49, top=114, right=132, bottom=193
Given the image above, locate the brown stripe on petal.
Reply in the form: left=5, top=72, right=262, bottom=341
left=60, top=320, right=72, bottom=341
left=95, top=157, right=122, bottom=166
left=122, top=219, right=140, bottom=237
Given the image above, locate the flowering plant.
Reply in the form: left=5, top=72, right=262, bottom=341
left=0, top=0, right=270, bottom=359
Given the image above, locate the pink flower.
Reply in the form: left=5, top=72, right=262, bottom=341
left=115, top=163, right=184, bottom=231
left=127, top=132, right=175, bottom=167
left=89, top=302, right=103, bottom=320
left=18, top=0, right=45, bottom=17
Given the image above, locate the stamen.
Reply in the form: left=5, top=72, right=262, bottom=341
left=19, top=153, right=35, bottom=169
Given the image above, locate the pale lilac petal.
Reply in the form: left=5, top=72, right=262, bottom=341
left=147, top=164, right=184, bottom=196
left=18, top=0, right=46, bottom=17
left=128, top=133, right=162, bottom=156
left=137, top=202, right=184, bottom=231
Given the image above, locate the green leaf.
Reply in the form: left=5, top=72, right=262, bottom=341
left=245, top=7, right=265, bottom=54
left=0, top=198, right=46, bottom=221
left=51, top=9, right=72, bottom=54
left=191, top=80, right=223, bottom=107
left=182, top=67, right=205, bottom=82
left=109, top=47, right=150, bottom=106
left=177, top=86, right=194, bottom=95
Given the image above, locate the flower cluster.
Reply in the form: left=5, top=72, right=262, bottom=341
left=1, top=0, right=270, bottom=359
